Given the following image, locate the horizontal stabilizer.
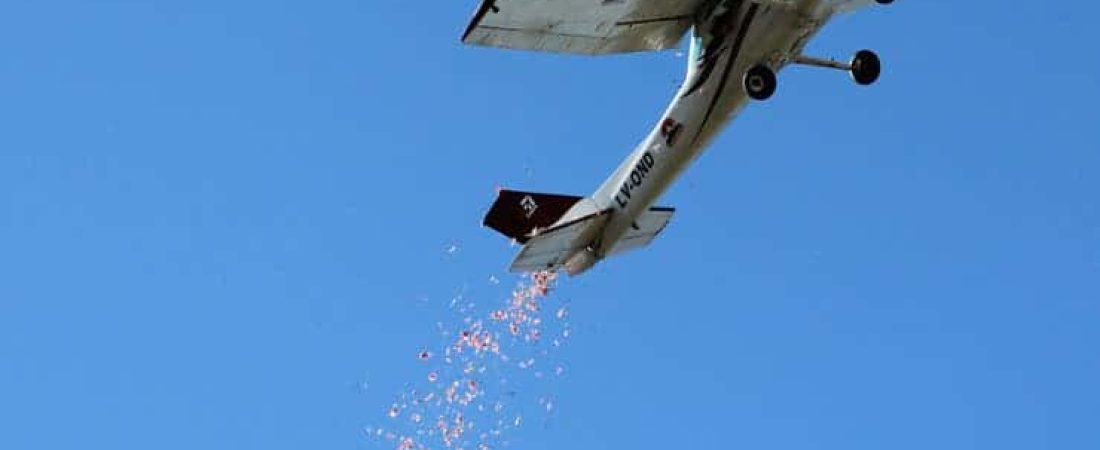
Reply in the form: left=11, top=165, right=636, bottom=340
left=607, top=206, right=674, bottom=256
left=509, top=210, right=611, bottom=272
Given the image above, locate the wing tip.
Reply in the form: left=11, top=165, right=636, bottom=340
left=461, top=0, right=498, bottom=43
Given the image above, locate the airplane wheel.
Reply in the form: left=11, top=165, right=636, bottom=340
left=875, top=0, right=894, bottom=4
left=743, top=65, right=776, bottom=101
left=850, top=50, right=881, bottom=86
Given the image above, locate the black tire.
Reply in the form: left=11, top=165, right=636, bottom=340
left=875, top=0, right=894, bottom=4
left=743, top=65, right=777, bottom=101
left=850, top=49, right=881, bottom=86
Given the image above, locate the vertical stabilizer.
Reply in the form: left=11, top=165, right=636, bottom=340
left=483, top=190, right=584, bottom=244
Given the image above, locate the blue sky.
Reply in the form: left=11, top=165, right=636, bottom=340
left=2, top=1, right=1098, bottom=449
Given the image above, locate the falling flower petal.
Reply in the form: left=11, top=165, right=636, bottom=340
left=370, top=271, right=567, bottom=449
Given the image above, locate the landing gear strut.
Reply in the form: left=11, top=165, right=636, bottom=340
left=791, top=49, right=883, bottom=86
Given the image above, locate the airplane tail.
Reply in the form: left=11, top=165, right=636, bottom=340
left=484, top=189, right=675, bottom=275
left=482, top=189, right=587, bottom=244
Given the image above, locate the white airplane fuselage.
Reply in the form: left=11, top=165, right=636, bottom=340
left=556, top=1, right=844, bottom=274
left=483, top=0, right=889, bottom=275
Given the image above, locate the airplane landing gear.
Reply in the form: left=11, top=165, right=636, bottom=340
left=743, top=65, right=777, bottom=101
left=791, top=49, right=883, bottom=86
left=741, top=0, right=892, bottom=101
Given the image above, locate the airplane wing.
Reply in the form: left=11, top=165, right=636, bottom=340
left=606, top=206, right=674, bottom=256
left=461, top=0, right=708, bottom=55
left=509, top=210, right=611, bottom=272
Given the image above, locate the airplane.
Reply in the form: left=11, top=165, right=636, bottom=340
left=466, top=0, right=895, bottom=276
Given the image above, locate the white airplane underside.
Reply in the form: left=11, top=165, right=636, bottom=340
left=469, top=0, right=896, bottom=276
